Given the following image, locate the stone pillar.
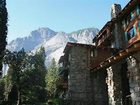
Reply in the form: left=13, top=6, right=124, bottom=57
left=106, top=63, right=123, bottom=105
left=127, top=52, right=140, bottom=105
left=106, top=67, right=115, bottom=105
left=111, top=4, right=125, bottom=49
left=90, top=70, right=108, bottom=105
left=68, top=46, right=93, bottom=105
left=112, top=21, right=125, bottom=49
left=111, top=4, right=121, bottom=19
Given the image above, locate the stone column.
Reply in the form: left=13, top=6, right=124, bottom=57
left=68, top=47, right=93, bottom=105
left=106, top=63, right=123, bottom=105
left=90, top=70, right=108, bottom=105
left=127, top=52, right=140, bottom=105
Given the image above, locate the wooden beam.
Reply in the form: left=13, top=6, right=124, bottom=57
left=134, top=42, right=140, bottom=48
left=119, top=50, right=127, bottom=56
left=91, top=41, right=140, bottom=71
left=114, top=54, right=120, bottom=60
left=126, top=47, right=140, bottom=53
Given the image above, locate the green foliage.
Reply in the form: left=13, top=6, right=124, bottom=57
left=0, top=0, right=8, bottom=77
left=47, top=98, right=63, bottom=105
left=3, top=47, right=47, bottom=105
left=46, top=58, right=59, bottom=97
left=3, top=49, right=27, bottom=105
left=0, top=77, right=6, bottom=104
left=20, top=47, right=47, bottom=104
left=0, top=47, right=65, bottom=105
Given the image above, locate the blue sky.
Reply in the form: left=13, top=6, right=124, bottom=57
left=7, top=0, right=128, bottom=42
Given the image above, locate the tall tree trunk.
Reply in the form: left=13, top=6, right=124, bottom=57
left=0, top=64, right=2, bottom=78
left=17, top=89, right=21, bottom=105
left=0, top=0, right=8, bottom=78
left=17, top=75, right=21, bottom=105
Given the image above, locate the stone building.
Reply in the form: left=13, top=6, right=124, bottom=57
left=58, top=0, right=140, bottom=105
left=92, top=0, right=140, bottom=104
left=58, top=42, right=116, bottom=105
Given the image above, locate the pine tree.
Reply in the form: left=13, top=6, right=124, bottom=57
left=46, top=58, right=59, bottom=98
left=3, top=48, right=47, bottom=105
left=0, top=0, right=8, bottom=78
left=4, top=49, right=26, bottom=105
left=22, top=47, right=47, bottom=104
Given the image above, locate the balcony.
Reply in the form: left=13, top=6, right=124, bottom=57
left=89, top=48, right=115, bottom=70
left=125, top=16, right=140, bottom=46
left=97, top=31, right=113, bottom=47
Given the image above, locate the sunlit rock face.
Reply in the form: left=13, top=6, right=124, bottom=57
left=7, top=27, right=99, bottom=66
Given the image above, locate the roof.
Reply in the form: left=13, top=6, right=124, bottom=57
left=96, top=21, right=113, bottom=38
left=64, top=42, right=118, bottom=55
left=116, top=0, right=139, bottom=20
left=63, top=42, right=96, bottom=53
left=93, top=21, right=111, bottom=42
left=94, top=0, right=139, bottom=40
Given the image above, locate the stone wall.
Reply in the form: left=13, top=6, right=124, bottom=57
left=106, top=63, right=123, bottom=105
left=106, top=51, right=140, bottom=105
left=127, top=52, right=140, bottom=105
left=90, top=70, right=108, bottom=105
left=68, top=46, right=93, bottom=105
left=65, top=43, right=140, bottom=105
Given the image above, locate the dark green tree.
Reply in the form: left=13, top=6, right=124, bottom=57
left=21, top=47, right=47, bottom=105
left=0, top=76, right=6, bottom=104
left=4, top=49, right=27, bottom=105
left=0, top=0, right=8, bottom=77
left=3, top=47, right=47, bottom=105
left=46, top=58, right=59, bottom=98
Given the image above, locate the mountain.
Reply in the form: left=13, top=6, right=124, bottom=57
left=69, top=28, right=99, bottom=44
left=7, top=27, right=99, bottom=66
left=7, top=28, right=56, bottom=52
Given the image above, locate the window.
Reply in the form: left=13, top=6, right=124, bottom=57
left=127, top=14, right=131, bottom=25
left=91, top=49, right=97, bottom=57
left=136, top=5, right=140, bottom=15
left=122, top=20, right=126, bottom=29
left=138, top=20, right=140, bottom=31
left=131, top=9, right=137, bottom=21
left=123, top=6, right=140, bottom=30
left=68, top=54, right=71, bottom=63
left=126, top=26, right=136, bottom=41
left=125, top=32, right=128, bottom=41
left=123, top=14, right=131, bottom=27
